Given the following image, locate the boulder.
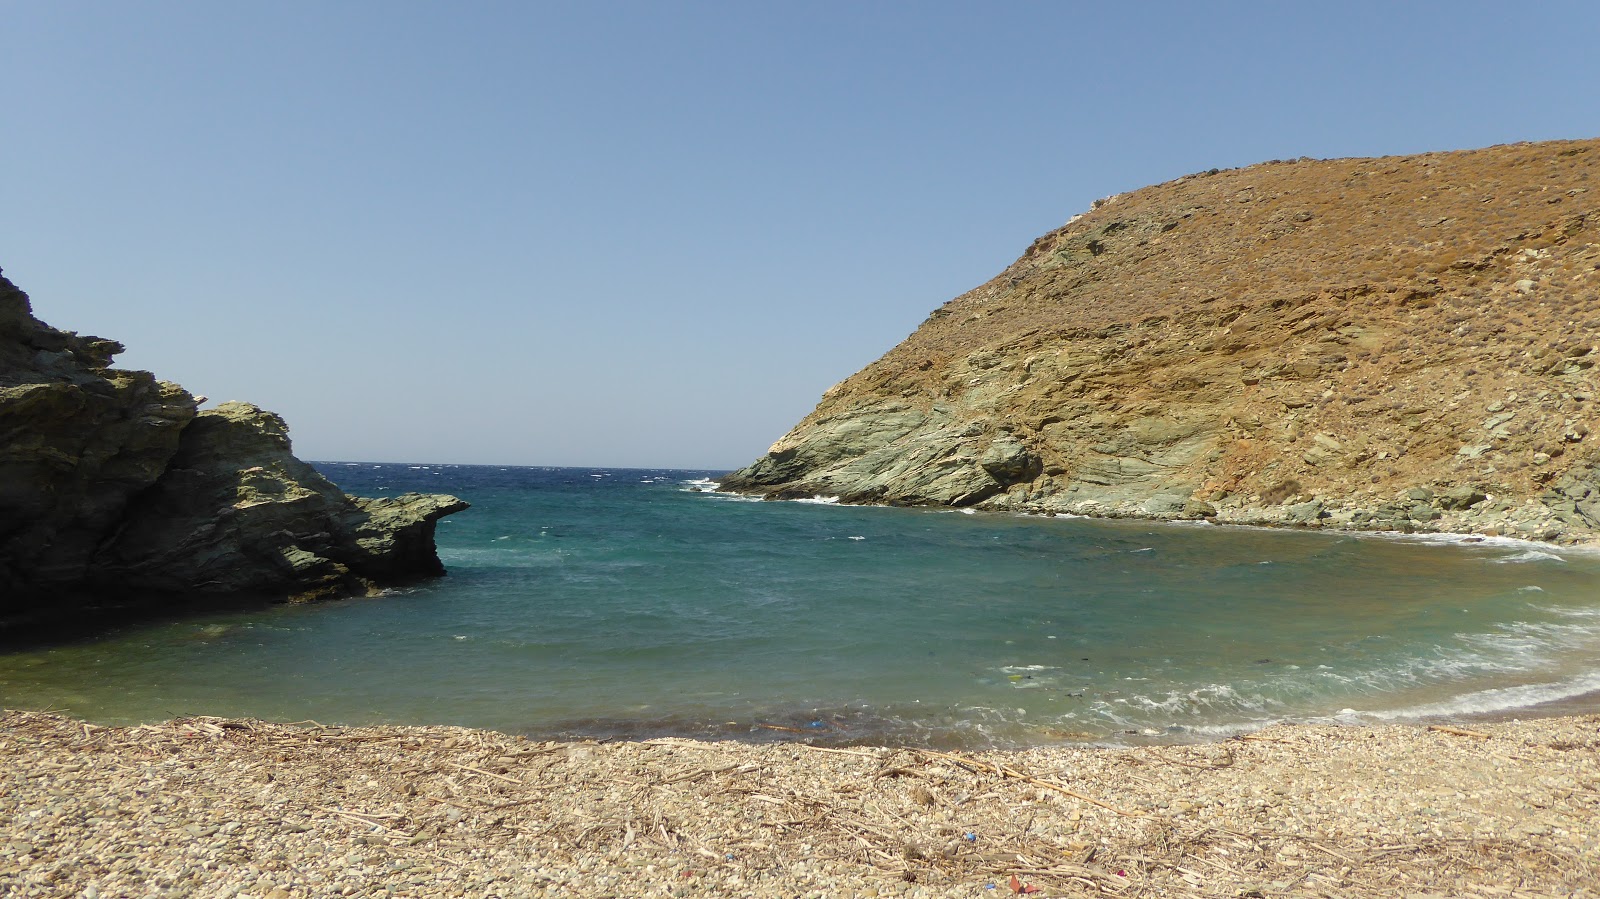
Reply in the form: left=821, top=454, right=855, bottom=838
left=978, top=434, right=1040, bottom=485
left=1283, top=499, right=1327, bottom=524
left=1438, top=486, right=1488, bottom=511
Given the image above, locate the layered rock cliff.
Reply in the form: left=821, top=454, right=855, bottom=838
left=722, top=138, right=1600, bottom=543
left=0, top=269, right=467, bottom=629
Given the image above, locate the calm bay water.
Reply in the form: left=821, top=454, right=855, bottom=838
left=4, top=464, right=1600, bottom=747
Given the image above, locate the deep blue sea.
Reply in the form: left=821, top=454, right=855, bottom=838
left=5, top=464, right=1600, bottom=748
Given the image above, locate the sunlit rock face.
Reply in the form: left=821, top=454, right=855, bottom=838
left=0, top=269, right=467, bottom=627
left=722, top=139, right=1600, bottom=543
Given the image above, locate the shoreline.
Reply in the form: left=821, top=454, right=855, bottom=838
left=725, top=489, right=1600, bottom=551
left=3, top=709, right=1595, bottom=897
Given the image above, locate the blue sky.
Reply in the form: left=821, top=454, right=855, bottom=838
left=4, top=2, right=1597, bottom=469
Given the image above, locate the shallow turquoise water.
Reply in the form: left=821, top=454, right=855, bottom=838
left=4, top=464, right=1599, bottom=747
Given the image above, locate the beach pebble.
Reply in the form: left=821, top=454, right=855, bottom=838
left=2, top=709, right=1596, bottom=897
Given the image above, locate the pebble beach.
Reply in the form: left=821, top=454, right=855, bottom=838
left=3, top=709, right=1595, bottom=898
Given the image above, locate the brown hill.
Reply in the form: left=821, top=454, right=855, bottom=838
left=721, top=138, right=1600, bottom=543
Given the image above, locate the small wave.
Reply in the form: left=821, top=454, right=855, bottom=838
left=1534, top=603, right=1600, bottom=619
left=1491, top=550, right=1566, bottom=564
left=794, top=495, right=841, bottom=505
left=1361, top=671, right=1600, bottom=721
left=1382, top=531, right=1559, bottom=551
left=1113, top=683, right=1270, bottom=716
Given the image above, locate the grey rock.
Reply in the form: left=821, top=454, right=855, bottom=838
left=1559, top=482, right=1593, bottom=501
left=1141, top=494, right=1189, bottom=516
left=1577, top=498, right=1600, bottom=526
left=0, top=269, right=468, bottom=626
left=1284, top=499, right=1327, bottom=523
left=978, top=434, right=1039, bottom=486
left=720, top=403, right=1010, bottom=506
left=102, top=402, right=468, bottom=600
left=1409, top=503, right=1441, bottom=522
left=1438, top=486, right=1487, bottom=511
left=1545, top=496, right=1578, bottom=515
left=1482, top=410, right=1516, bottom=432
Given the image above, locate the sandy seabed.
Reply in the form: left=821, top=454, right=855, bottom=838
left=1, top=710, right=1596, bottom=898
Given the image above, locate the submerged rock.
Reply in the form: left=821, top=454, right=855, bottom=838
left=0, top=269, right=467, bottom=629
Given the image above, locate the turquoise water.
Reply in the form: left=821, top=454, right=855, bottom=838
left=4, top=464, right=1600, bottom=747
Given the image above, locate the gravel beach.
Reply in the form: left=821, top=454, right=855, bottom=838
left=2, top=710, right=1596, bottom=898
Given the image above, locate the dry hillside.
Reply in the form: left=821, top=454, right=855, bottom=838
left=722, top=138, right=1600, bottom=542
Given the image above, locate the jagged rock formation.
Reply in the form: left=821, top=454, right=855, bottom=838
left=0, top=269, right=467, bottom=628
left=722, top=138, right=1600, bottom=543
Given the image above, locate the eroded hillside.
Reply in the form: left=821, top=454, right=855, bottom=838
left=722, top=139, right=1600, bottom=542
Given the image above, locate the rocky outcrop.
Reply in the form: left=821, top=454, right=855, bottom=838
left=722, top=139, right=1600, bottom=543
left=98, top=402, right=468, bottom=601
left=0, top=269, right=467, bottom=628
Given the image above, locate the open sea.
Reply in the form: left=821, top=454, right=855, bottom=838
left=5, top=464, right=1600, bottom=748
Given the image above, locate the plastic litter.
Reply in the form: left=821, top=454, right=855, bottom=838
left=1008, top=873, right=1041, bottom=894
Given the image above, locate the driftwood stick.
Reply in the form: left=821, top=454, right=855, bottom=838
left=1427, top=725, right=1492, bottom=739
left=447, top=762, right=523, bottom=785
left=1150, top=747, right=1235, bottom=769
left=913, top=749, right=1140, bottom=817
left=317, top=807, right=405, bottom=832
left=998, top=764, right=1142, bottom=818
left=794, top=744, right=879, bottom=758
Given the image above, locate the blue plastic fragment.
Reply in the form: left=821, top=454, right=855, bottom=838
left=807, top=720, right=825, bottom=728
left=964, top=832, right=978, bottom=842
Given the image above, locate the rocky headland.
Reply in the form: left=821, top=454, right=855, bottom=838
left=722, top=138, right=1600, bottom=543
left=0, top=269, right=467, bottom=633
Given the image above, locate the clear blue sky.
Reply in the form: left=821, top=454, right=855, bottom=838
left=4, top=2, right=1597, bottom=469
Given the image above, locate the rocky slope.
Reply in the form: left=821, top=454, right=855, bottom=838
left=722, top=138, right=1600, bottom=542
left=0, top=269, right=467, bottom=630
